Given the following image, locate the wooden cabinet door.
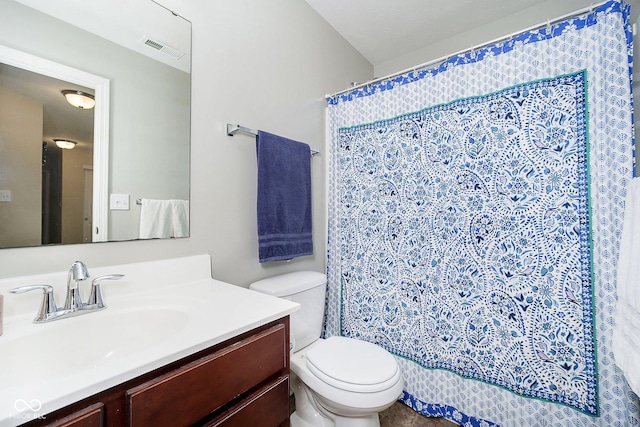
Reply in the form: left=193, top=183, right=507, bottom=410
left=45, top=403, right=104, bottom=427
left=127, top=324, right=287, bottom=426
left=205, top=375, right=289, bottom=427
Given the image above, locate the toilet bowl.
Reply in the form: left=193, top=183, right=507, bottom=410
left=291, top=337, right=404, bottom=426
left=249, top=271, right=404, bottom=427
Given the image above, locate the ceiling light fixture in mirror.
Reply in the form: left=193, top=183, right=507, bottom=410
left=62, top=90, right=95, bottom=110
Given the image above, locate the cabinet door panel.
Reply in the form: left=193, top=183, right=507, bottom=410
left=126, top=324, right=287, bottom=426
left=46, top=403, right=103, bottom=427
left=206, top=376, right=289, bottom=427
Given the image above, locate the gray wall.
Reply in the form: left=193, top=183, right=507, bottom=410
left=0, top=0, right=372, bottom=286
left=0, top=86, right=42, bottom=247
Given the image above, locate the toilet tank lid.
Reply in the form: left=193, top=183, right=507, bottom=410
left=249, top=271, right=326, bottom=296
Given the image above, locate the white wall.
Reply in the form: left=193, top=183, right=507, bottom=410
left=60, top=146, right=92, bottom=244
left=0, top=0, right=372, bottom=286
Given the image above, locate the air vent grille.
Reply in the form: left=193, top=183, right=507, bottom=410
left=141, top=37, right=184, bottom=59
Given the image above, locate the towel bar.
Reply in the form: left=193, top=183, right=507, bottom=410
left=226, top=123, right=319, bottom=156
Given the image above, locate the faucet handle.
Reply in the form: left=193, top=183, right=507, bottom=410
left=9, top=285, right=58, bottom=323
left=87, top=274, right=124, bottom=308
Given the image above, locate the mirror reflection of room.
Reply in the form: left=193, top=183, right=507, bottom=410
left=0, top=0, right=191, bottom=249
left=0, top=63, right=95, bottom=247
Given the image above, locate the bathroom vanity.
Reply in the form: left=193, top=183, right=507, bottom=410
left=0, top=255, right=298, bottom=427
left=26, top=318, right=289, bottom=427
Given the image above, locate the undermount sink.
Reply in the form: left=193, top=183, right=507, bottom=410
left=0, top=307, right=189, bottom=389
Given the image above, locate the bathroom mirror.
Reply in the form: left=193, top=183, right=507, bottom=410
left=0, top=0, right=191, bottom=248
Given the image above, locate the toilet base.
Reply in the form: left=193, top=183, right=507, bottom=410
left=291, top=370, right=382, bottom=427
left=290, top=412, right=317, bottom=427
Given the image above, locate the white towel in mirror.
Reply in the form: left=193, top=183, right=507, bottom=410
left=171, top=199, right=189, bottom=238
left=139, top=199, right=189, bottom=239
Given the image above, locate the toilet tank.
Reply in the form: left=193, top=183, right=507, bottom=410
left=249, top=271, right=326, bottom=352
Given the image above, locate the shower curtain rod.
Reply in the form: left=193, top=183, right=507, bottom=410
left=327, top=0, right=609, bottom=99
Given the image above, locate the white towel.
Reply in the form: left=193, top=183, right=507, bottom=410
left=613, top=177, right=640, bottom=395
left=139, top=199, right=189, bottom=239
left=171, top=200, right=189, bottom=238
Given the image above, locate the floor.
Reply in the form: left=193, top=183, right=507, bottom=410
left=379, top=402, right=459, bottom=427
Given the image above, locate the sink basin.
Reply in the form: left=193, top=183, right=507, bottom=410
left=0, top=307, right=189, bottom=389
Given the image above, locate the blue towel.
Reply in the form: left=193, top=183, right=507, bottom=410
left=256, top=131, right=313, bottom=263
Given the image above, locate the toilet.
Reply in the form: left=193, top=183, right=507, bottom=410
left=249, top=271, right=403, bottom=427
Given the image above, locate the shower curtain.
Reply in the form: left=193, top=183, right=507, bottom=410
left=324, top=1, right=639, bottom=425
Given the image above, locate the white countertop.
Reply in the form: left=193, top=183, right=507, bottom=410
left=0, top=255, right=299, bottom=426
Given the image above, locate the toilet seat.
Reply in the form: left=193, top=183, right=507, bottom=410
left=291, top=338, right=405, bottom=416
left=305, top=336, right=400, bottom=393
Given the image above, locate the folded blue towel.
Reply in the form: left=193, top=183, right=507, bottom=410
left=256, top=131, right=313, bottom=263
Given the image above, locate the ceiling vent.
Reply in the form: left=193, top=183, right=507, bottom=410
left=140, top=36, right=184, bottom=59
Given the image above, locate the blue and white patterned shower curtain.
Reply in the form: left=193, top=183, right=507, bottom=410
left=325, top=1, right=639, bottom=425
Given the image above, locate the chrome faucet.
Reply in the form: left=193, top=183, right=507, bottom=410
left=8, top=285, right=58, bottom=323
left=87, top=274, right=125, bottom=309
left=64, top=260, right=90, bottom=311
left=9, top=261, right=124, bottom=323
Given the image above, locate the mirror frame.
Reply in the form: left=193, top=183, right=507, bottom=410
left=0, top=44, right=110, bottom=241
